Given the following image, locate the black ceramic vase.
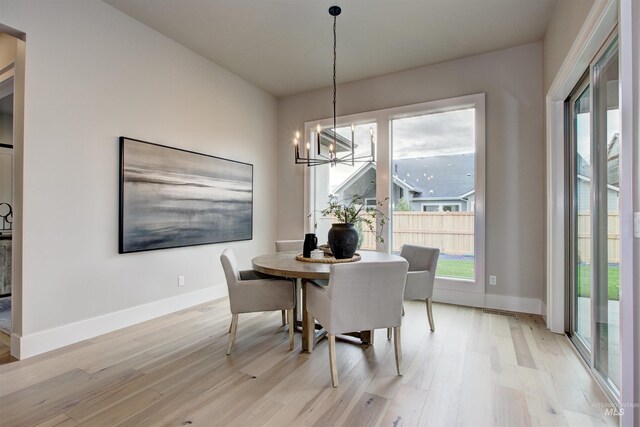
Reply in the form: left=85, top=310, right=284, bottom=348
left=327, top=223, right=358, bottom=259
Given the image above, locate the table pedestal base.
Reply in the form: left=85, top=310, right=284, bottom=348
left=300, top=279, right=374, bottom=353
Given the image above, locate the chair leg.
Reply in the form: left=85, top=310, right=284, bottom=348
left=426, top=298, right=435, bottom=332
left=387, top=328, right=392, bottom=340
left=228, top=320, right=232, bottom=334
left=287, top=308, right=295, bottom=350
left=227, top=314, right=239, bottom=355
left=393, top=326, right=403, bottom=376
left=282, top=310, right=287, bottom=326
left=328, top=335, right=339, bottom=387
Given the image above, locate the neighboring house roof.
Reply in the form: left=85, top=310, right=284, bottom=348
left=394, top=154, right=474, bottom=198
left=319, top=129, right=354, bottom=153
left=331, top=163, right=371, bottom=195
left=332, top=153, right=475, bottom=199
left=331, top=162, right=421, bottom=196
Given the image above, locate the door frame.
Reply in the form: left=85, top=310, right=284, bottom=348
left=0, top=23, right=25, bottom=360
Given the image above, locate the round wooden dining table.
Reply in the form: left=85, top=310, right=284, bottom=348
left=252, top=250, right=405, bottom=352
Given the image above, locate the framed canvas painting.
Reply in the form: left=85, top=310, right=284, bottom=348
left=119, top=137, right=253, bottom=253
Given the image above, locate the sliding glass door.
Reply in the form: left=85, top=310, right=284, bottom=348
left=569, top=77, right=592, bottom=355
left=567, top=35, right=620, bottom=399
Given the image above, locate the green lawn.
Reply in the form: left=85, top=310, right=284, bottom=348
left=436, top=259, right=620, bottom=301
left=577, top=264, right=620, bottom=301
left=436, top=258, right=474, bottom=280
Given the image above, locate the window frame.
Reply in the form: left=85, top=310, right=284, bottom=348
left=304, top=93, right=486, bottom=296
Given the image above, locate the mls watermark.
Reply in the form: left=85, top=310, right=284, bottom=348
left=593, top=402, right=640, bottom=416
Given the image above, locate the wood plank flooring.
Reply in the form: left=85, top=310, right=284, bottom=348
left=0, top=299, right=619, bottom=426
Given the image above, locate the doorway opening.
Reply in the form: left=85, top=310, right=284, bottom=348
left=0, top=24, right=24, bottom=363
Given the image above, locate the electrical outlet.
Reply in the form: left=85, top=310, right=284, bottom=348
left=634, top=212, right=640, bottom=238
left=489, top=275, right=497, bottom=286
left=178, top=275, right=185, bottom=286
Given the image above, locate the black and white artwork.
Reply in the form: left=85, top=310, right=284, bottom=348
left=119, top=137, right=253, bottom=253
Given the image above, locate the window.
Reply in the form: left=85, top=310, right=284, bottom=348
left=306, top=93, right=485, bottom=292
left=421, top=202, right=463, bottom=212
left=393, top=109, right=475, bottom=280
left=312, top=123, right=377, bottom=250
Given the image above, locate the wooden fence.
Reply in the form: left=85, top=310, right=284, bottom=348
left=359, top=211, right=621, bottom=262
left=577, top=212, right=620, bottom=263
left=360, top=212, right=474, bottom=254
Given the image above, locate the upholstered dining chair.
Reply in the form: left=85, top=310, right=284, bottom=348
left=220, top=248, right=295, bottom=355
left=306, top=259, right=409, bottom=387
left=275, top=240, right=304, bottom=252
left=387, top=245, right=440, bottom=339
left=275, top=240, right=303, bottom=325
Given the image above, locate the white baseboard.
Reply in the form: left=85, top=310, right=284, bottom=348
left=433, top=288, right=542, bottom=315
left=432, top=288, right=485, bottom=308
left=14, top=285, right=227, bottom=359
left=485, top=294, right=542, bottom=315
left=541, top=300, right=548, bottom=324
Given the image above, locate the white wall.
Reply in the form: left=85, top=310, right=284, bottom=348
left=277, top=42, right=545, bottom=303
left=0, top=0, right=277, bottom=357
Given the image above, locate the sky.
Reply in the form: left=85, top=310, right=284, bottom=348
left=392, top=108, right=475, bottom=159
left=327, top=108, right=475, bottom=189
left=576, top=109, right=620, bottom=165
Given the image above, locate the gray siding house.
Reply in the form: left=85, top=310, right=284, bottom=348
left=332, top=154, right=475, bottom=212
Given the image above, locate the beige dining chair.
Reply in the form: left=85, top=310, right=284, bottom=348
left=275, top=240, right=303, bottom=252
left=275, top=240, right=303, bottom=325
left=220, top=248, right=295, bottom=355
left=387, top=244, right=440, bottom=339
left=306, top=259, right=409, bottom=387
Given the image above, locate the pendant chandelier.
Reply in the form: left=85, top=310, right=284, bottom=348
left=294, top=6, right=375, bottom=167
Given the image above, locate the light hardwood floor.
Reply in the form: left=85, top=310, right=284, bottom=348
left=0, top=299, right=618, bottom=426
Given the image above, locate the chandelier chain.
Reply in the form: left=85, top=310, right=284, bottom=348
left=293, top=6, right=375, bottom=167
left=333, top=13, right=337, bottom=150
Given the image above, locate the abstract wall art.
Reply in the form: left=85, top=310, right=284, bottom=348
left=119, top=137, right=253, bottom=253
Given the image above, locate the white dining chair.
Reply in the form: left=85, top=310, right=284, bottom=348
left=306, top=259, right=409, bottom=387
left=275, top=240, right=303, bottom=252
left=387, top=244, right=440, bottom=339
left=220, top=248, right=295, bottom=355
left=275, top=240, right=303, bottom=326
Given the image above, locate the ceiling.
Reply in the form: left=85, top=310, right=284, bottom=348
left=103, top=0, right=557, bottom=97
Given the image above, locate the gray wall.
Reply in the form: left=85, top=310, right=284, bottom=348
left=543, top=0, right=596, bottom=93
left=277, top=42, right=545, bottom=301
left=1, top=0, right=278, bottom=348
